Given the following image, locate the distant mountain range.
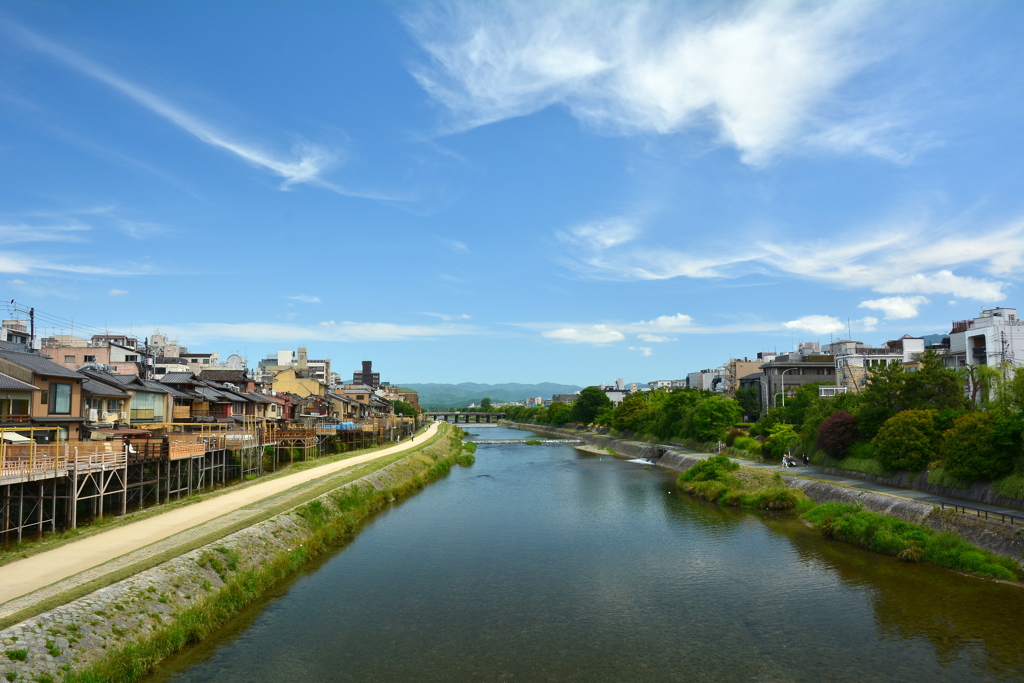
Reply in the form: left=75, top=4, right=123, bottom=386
left=402, top=382, right=583, bottom=409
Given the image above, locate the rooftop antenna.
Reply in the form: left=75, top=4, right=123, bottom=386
left=848, top=318, right=852, bottom=340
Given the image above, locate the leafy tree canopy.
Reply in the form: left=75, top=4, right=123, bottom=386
left=873, top=409, right=939, bottom=473
left=570, top=386, right=613, bottom=425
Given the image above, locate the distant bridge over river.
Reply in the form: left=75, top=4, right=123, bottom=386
left=424, top=412, right=506, bottom=423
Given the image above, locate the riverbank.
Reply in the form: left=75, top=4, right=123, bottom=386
left=508, top=423, right=1024, bottom=570
left=0, top=424, right=467, bottom=683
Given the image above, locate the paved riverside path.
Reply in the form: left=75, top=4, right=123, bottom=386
left=0, top=422, right=440, bottom=616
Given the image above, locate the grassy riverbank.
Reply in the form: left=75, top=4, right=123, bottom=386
left=677, top=456, right=813, bottom=511
left=676, top=457, right=1023, bottom=582
left=804, top=502, right=1024, bottom=581
left=62, top=425, right=469, bottom=683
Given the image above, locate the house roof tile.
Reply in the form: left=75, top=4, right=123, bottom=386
left=0, top=348, right=85, bottom=379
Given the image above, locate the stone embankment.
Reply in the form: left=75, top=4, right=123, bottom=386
left=0, top=428, right=464, bottom=683
left=509, top=423, right=1024, bottom=567
left=821, top=465, right=1024, bottom=511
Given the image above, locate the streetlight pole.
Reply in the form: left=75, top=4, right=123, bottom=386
left=779, top=368, right=798, bottom=407
left=756, top=378, right=769, bottom=418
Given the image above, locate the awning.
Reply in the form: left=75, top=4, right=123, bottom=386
left=2, top=432, right=31, bottom=443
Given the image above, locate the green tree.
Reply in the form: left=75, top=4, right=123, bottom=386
left=734, top=385, right=761, bottom=418
left=547, top=401, right=571, bottom=425
left=612, top=392, right=651, bottom=432
left=872, top=409, right=939, bottom=472
left=684, top=394, right=742, bottom=442
left=569, top=387, right=613, bottom=425
left=480, top=397, right=493, bottom=411
left=902, top=350, right=970, bottom=412
left=390, top=400, right=417, bottom=417
left=942, top=412, right=1019, bottom=481
left=764, top=423, right=799, bottom=459
left=857, top=361, right=907, bottom=439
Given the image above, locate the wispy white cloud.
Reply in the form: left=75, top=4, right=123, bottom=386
left=542, top=324, right=625, bottom=345
left=0, top=251, right=143, bottom=275
left=0, top=19, right=403, bottom=200
left=557, top=218, right=639, bottom=250
left=628, top=346, right=653, bottom=357
left=160, top=319, right=477, bottom=344
left=559, top=213, right=1022, bottom=302
left=874, top=271, right=1005, bottom=302
left=529, top=311, right=810, bottom=345
left=0, top=222, right=90, bottom=244
left=858, top=295, right=929, bottom=320
left=404, top=1, right=910, bottom=164
left=626, top=313, right=694, bottom=333
left=859, top=315, right=879, bottom=332
left=118, top=220, right=166, bottom=239
left=437, top=237, right=469, bottom=253
left=421, top=312, right=471, bottom=321
left=284, top=295, right=321, bottom=303
left=109, top=289, right=128, bottom=296
left=782, top=315, right=845, bottom=335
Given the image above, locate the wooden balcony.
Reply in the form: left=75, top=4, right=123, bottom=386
left=0, top=441, right=128, bottom=483
left=172, top=406, right=191, bottom=420
left=126, top=438, right=207, bottom=460
left=0, top=414, right=31, bottom=423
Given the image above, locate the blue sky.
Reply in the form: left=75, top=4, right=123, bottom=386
left=2, top=1, right=1024, bottom=386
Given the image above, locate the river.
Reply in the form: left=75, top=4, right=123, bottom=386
left=145, top=425, right=1024, bottom=682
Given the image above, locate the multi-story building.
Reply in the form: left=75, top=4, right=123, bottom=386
left=41, top=335, right=145, bottom=375
left=826, top=337, right=924, bottom=392
left=948, top=307, right=1024, bottom=369
left=351, top=360, right=380, bottom=390
left=759, top=346, right=837, bottom=410
left=257, top=348, right=330, bottom=385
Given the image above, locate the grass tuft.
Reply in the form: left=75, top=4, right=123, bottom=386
left=677, top=457, right=811, bottom=511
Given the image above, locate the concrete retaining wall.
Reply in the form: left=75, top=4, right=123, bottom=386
left=822, top=466, right=1024, bottom=512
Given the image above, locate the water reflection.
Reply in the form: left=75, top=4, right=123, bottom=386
left=146, top=427, right=1024, bottom=683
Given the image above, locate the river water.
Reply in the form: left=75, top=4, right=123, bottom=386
left=147, top=426, right=1024, bottom=682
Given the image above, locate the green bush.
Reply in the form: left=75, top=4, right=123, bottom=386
left=732, top=436, right=762, bottom=454
left=804, top=502, right=1021, bottom=581
left=992, top=472, right=1024, bottom=500
left=678, top=455, right=739, bottom=483
left=873, top=409, right=939, bottom=473
left=943, top=412, right=1017, bottom=482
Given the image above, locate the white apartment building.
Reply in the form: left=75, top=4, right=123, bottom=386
left=948, top=307, right=1024, bottom=368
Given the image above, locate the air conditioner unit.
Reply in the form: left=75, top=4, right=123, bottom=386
left=120, top=412, right=129, bottom=420
left=88, top=408, right=99, bottom=421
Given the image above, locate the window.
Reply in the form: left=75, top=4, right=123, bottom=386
left=64, top=355, right=75, bottom=362
left=203, top=359, right=210, bottom=364
left=49, top=383, right=72, bottom=415
left=41, top=390, right=49, bottom=405
left=155, top=367, right=166, bottom=375
left=125, top=355, right=138, bottom=362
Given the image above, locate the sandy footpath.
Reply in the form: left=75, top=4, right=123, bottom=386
left=0, top=422, right=440, bottom=606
